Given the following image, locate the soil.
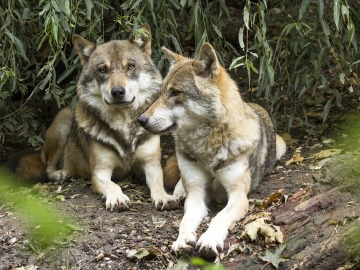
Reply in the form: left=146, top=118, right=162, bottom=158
left=1, top=118, right=360, bottom=270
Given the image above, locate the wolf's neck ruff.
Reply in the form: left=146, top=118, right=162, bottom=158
left=75, top=100, right=137, bottom=158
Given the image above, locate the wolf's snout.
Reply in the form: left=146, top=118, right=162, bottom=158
left=137, top=114, right=149, bottom=127
left=111, top=86, right=126, bottom=101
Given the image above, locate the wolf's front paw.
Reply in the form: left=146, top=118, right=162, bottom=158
left=172, top=232, right=197, bottom=255
left=153, top=193, right=180, bottom=211
left=105, top=192, right=131, bottom=211
left=196, top=229, right=226, bottom=258
left=48, top=169, right=70, bottom=181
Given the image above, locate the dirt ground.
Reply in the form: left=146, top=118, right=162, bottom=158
left=1, top=116, right=359, bottom=270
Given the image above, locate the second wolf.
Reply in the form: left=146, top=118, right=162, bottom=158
left=36, top=25, right=179, bottom=211
left=138, top=43, right=286, bottom=257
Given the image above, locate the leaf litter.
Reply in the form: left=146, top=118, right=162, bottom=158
left=259, top=244, right=289, bottom=269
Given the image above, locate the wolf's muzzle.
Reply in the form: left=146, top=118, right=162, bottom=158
left=111, top=86, right=126, bottom=102
left=137, top=115, right=149, bottom=127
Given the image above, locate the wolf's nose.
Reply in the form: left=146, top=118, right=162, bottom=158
left=111, top=86, right=126, bottom=101
left=137, top=115, right=149, bottom=126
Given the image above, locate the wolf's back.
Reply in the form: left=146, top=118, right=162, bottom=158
left=248, top=103, right=277, bottom=188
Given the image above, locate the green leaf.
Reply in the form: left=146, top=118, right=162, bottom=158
left=320, top=19, right=330, bottom=35
left=339, top=73, right=345, bottom=84
left=318, top=0, right=324, bottom=18
left=347, top=20, right=355, bottom=45
left=190, top=257, right=227, bottom=269
left=333, top=0, right=341, bottom=31
left=243, top=5, right=250, bottom=30
left=229, top=56, right=245, bottom=70
left=59, top=0, right=71, bottom=17
left=5, top=31, right=29, bottom=62
left=57, top=65, right=78, bottom=84
left=169, top=34, right=182, bottom=53
left=259, top=244, right=289, bottom=268
left=352, top=59, right=360, bottom=65
left=66, top=224, right=83, bottom=231
left=84, top=0, right=93, bottom=20
left=299, top=0, right=311, bottom=20
left=50, top=0, right=60, bottom=12
left=238, top=26, right=245, bottom=49
left=169, top=255, right=190, bottom=270
left=130, top=0, right=143, bottom=10
left=212, top=24, right=223, bottom=39
left=55, top=195, right=65, bottom=201
left=321, top=98, right=333, bottom=123
left=51, top=15, right=59, bottom=45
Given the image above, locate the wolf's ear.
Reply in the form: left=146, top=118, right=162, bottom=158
left=193, top=43, right=220, bottom=78
left=132, top=24, right=152, bottom=56
left=72, top=35, right=96, bottom=65
left=162, top=47, right=184, bottom=66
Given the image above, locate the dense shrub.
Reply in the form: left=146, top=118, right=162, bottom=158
left=0, top=0, right=359, bottom=147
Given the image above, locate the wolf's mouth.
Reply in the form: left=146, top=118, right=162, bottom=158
left=157, top=122, right=177, bottom=134
left=105, top=97, right=135, bottom=106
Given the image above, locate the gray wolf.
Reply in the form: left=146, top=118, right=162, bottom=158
left=17, top=25, right=179, bottom=211
left=137, top=43, right=286, bottom=257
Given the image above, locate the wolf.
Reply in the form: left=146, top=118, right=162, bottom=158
left=17, top=24, right=179, bottom=211
left=137, top=43, right=286, bottom=257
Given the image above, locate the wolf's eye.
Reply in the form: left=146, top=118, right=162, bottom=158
left=127, top=63, right=135, bottom=70
left=98, top=66, right=108, bottom=73
left=169, top=88, right=181, bottom=97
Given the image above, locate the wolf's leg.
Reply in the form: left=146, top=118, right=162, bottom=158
left=41, top=107, right=72, bottom=181
left=92, top=168, right=131, bottom=211
left=173, top=179, right=186, bottom=201
left=197, top=161, right=250, bottom=257
left=276, top=134, right=286, bottom=160
left=135, top=135, right=179, bottom=210
left=91, top=143, right=130, bottom=211
left=143, top=160, right=180, bottom=210
left=172, top=155, right=210, bottom=254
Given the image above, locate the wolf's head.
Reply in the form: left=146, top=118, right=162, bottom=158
left=72, top=24, right=161, bottom=110
left=138, top=42, right=237, bottom=134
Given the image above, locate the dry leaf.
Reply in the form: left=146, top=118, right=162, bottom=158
left=127, top=248, right=154, bottom=260
left=16, top=266, right=38, bottom=270
left=242, top=211, right=271, bottom=225
left=260, top=189, right=284, bottom=209
left=311, top=149, right=343, bottom=160
left=259, top=244, right=288, bottom=268
left=286, top=147, right=304, bottom=166
left=96, top=251, right=104, bottom=261
left=322, top=138, right=335, bottom=144
left=242, top=217, right=284, bottom=244
left=278, top=133, right=299, bottom=145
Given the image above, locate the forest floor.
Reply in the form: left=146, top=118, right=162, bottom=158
left=1, top=108, right=360, bottom=270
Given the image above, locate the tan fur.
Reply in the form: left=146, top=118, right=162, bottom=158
left=16, top=154, right=46, bottom=183
left=139, top=42, right=286, bottom=257
left=41, top=106, right=73, bottom=176
left=15, top=25, right=180, bottom=212
left=163, top=154, right=181, bottom=190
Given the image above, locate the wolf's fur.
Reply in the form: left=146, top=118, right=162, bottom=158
left=25, top=25, right=179, bottom=211
left=138, top=43, right=286, bottom=257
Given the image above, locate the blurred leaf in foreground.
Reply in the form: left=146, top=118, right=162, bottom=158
left=0, top=168, right=79, bottom=249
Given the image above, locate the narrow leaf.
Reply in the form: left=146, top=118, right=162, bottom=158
left=243, top=5, right=250, bottom=30
left=169, top=34, right=182, bottom=53
left=238, top=26, right=245, bottom=49
left=333, top=0, right=340, bottom=31
left=299, top=0, right=312, bottom=20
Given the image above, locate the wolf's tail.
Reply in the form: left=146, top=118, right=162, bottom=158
left=163, top=154, right=180, bottom=191
left=8, top=153, right=47, bottom=184
left=275, top=134, right=287, bottom=160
